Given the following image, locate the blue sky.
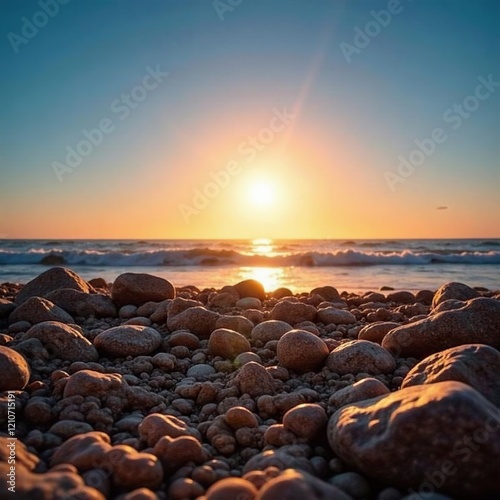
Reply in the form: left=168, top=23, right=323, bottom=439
left=0, top=0, right=499, bottom=238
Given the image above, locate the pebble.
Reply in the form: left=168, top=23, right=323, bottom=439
left=187, top=364, right=216, bottom=379
left=326, top=340, right=396, bottom=375
left=277, top=329, right=329, bottom=373
left=94, top=325, right=162, bottom=357
left=236, top=297, right=262, bottom=310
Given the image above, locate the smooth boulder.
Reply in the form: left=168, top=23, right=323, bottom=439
left=94, top=325, right=162, bottom=357
left=112, top=273, right=175, bottom=306
left=382, top=298, right=500, bottom=358
left=402, top=344, right=500, bottom=406
left=328, top=381, right=500, bottom=497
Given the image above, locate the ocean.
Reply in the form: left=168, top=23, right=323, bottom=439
left=1, top=238, right=499, bottom=293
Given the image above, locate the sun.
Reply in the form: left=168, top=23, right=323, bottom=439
left=248, top=180, right=276, bottom=207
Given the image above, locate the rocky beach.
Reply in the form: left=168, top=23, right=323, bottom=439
left=1, top=267, right=499, bottom=499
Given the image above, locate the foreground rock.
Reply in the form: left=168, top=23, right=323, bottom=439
left=432, top=282, right=481, bottom=308
left=112, top=272, right=175, bottom=306
left=277, top=329, right=329, bottom=373
left=23, top=321, right=98, bottom=362
left=328, top=381, right=500, bottom=497
left=0, top=346, right=30, bottom=391
left=326, top=340, right=396, bottom=375
left=15, top=267, right=94, bottom=304
left=46, top=288, right=117, bottom=318
left=94, top=325, right=162, bottom=357
left=402, top=344, right=500, bottom=406
left=9, top=296, right=74, bottom=325
left=382, top=297, right=500, bottom=358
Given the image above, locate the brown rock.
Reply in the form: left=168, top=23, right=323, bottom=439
left=283, top=404, right=327, bottom=440
left=153, top=435, right=206, bottom=472
left=208, top=328, right=251, bottom=359
left=9, top=296, right=74, bottom=324
left=167, top=306, right=219, bottom=339
left=0, top=346, right=30, bottom=390
left=328, top=381, right=500, bottom=497
left=233, top=279, right=266, bottom=300
left=112, top=273, right=175, bottom=306
left=382, top=298, right=500, bottom=358
left=386, top=291, right=415, bottom=304
left=205, top=477, right=258, bottom=500
left=216, top=315, right=254, bottom=337
left=358, top=321, right=400, bottom=344
left=401, top=344, right=500, bottom=406
left=257, top=469, right=352, bottom=500
left=317, top=307, right=356, bottom=325
left=138, top=413, right=201, bottom=447
left=251, top=320, right=292, bottom=343
left=0, top=299, right=16, bottom=318
left=16, top=266, right=94, bottom=304
left=94, top=325, right=162, bottom=357
left=64, top=370, right=126, bottom=399
left=269, top=301, right=316, bottom=324
left=235, top=361, right=276, bottom=397
left=326, top=340, right=396, bottom=375
left=432, top=282, right=481, bottom=308
left=277, top=330, right=328, bottom=373
left=23, top=321, right=98, bottom=362
left=328, top=377, right=389, bottom=410
left=46, top=288, right=117, bottom=318
left=225, top=406, right=259, bottom=429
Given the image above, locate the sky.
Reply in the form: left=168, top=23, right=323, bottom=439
left=0, top=0, right=499, bottom=239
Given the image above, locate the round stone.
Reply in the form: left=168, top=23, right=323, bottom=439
left=277, top=329, right=329, bottom=373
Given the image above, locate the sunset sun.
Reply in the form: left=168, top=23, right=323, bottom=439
left=247, top=179, right=277, bottom=207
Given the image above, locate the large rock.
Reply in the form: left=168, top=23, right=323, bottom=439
left=310, top=286, right=341, bottom=302
left=326, top=340, right=396, bottom=375
left=16, top=267, right=94, bottom=304
left=269, top=301, right=317, bottom=324
left=0, top=299, right=16, bottom=319
left=9, top=296, right=74, bottom=325
left=402, top=344, right=500, bottom=406
left=233, top=279, right=266, bottom=300
left=382, top=298, right=500, bottom=358
left=328, top=381, right=500, bottom=497
left=328, top=377, right=390, bottom=411
left=277, top=329, right=329, bottom=373
left=167, top=306, right=219, bottom=339
left=94, top=325, right=162, bottom=357
left=432, top=282, right=481, bottom=309
left=23, top=321, right=98, bottom=362
left=112, top=273, right=175, bottom=306
left=208, top=328, right=251, bottom=359
left=0, top=346, right=30, bottom=391
left=46, top=289, right=117, bottom=318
